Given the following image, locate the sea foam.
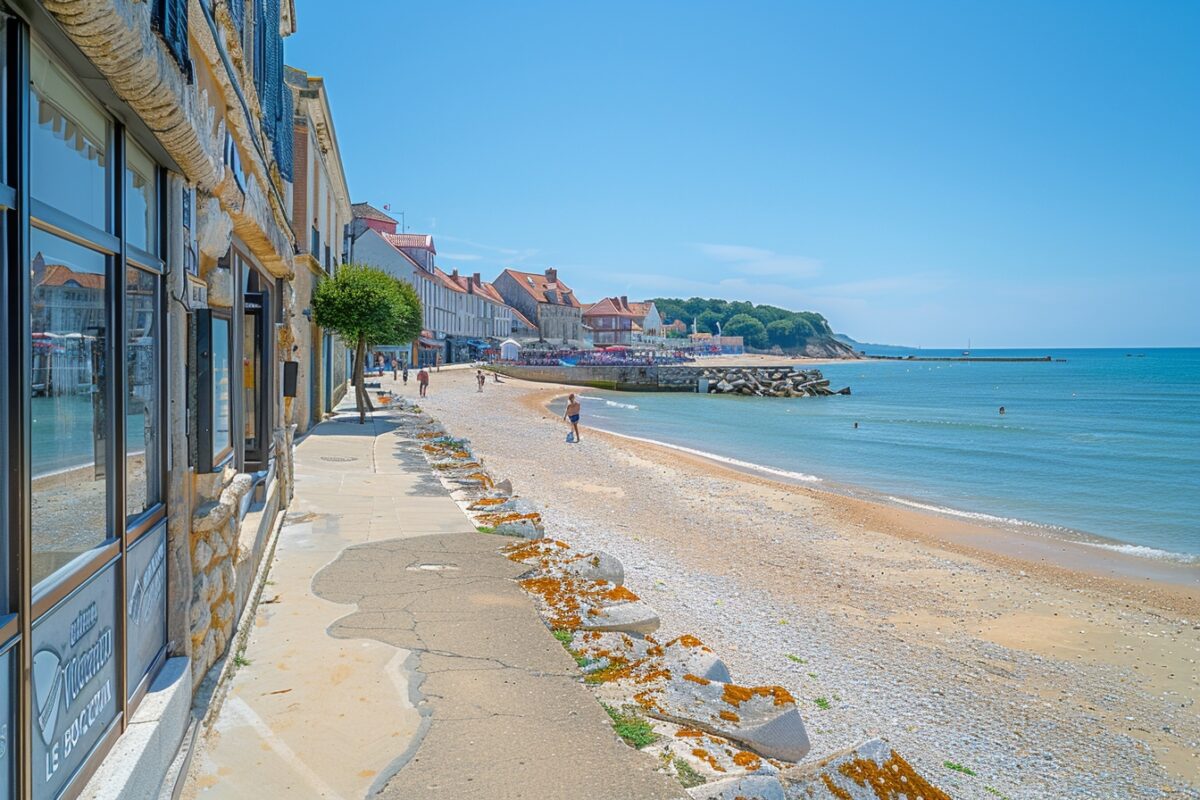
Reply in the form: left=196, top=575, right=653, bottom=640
left=595, top=428, right=822, bottom=483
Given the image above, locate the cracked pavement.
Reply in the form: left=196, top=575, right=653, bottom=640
left=183, top=401, right=686, bottom=799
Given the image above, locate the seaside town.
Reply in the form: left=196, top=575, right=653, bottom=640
left=0, top=2, right=1195, bottom=800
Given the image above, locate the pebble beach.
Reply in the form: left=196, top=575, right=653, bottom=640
left=400, top=365, right=1199, bottom=800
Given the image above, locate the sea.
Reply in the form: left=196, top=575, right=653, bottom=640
left=565, top=348, right=1200, bottom=562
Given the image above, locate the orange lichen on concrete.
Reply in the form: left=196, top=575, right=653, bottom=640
left=837, top=749, right=952, bottom=800
left=636, top=667, right=672, bottom=685
left=469, top=497, right=508, bottom=508
left=820, top=774, right=854, bottom=800
left=518, top=575, right=582, bottom=628
left=721, top=683, right=796, bottom=708
left=692, top=748, right=727, bottom=773
left=475, top=511, right=541, bottom=527
left=416, top=432, right=439, bottom=439
left=646, top=644, right=664, bottom=657
left=465, top=472, right=494, bottom=489
left=732, top=751, right=762, bottom=772
left=675, top=728, right=705, bottom=738
left=718, top=710, right=740, bottom=723
left=683, top=673, right=711, bottom=686
left=633, top=690, right=663, bottom=714
left=666, top=634, right=710, bottom=651
left=502, top=539, right=568, bottom=562
left=599, top=584, right=639, bottom=603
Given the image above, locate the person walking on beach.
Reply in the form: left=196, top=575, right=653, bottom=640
left=391, top=356, right=399, bottom=382
left=402, top=364, right=409, bottom=385
left=417, top=367, right=429, bottom=398
left=476, top=370, right=486, bottom=393
left=563, top=393, right=582, bottom=443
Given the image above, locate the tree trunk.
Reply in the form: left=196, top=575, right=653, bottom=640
left=353, top=335, right=375, bottom=424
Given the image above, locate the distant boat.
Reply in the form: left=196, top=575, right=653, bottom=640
left=962, top=338, right=971, bottom=357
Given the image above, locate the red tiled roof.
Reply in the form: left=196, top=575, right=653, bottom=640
left=477, top=281, right=507, bottom=305
left=36, top=263, right=105, bottom=290
left=384, top=232, right=436, bottom=254
left=499, top=268, right=580, bottom=308
left=582, top=296, right=639, bottom=318
left=351, top=202, right=397, bottom=224
left=627, top=301, right=654, bottom=317
left=432, top=268, right=466, bottom=293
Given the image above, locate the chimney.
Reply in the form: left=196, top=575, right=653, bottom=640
left=452, top=268, right=459, bottom=279
left=473, top=272, right=481, bottom=286
left=545, top=267, right=557, bottom=283
left=620, top=295, right=628, bottom=310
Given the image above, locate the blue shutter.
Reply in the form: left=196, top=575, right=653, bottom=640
left=153, top=0, right=190, bottom=72
left=229, top=0, right=244, bottom=38
left=276, top=85, right=294, bottom=181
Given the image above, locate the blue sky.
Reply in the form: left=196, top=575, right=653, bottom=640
left=288, top=1, right=1199, bottom=347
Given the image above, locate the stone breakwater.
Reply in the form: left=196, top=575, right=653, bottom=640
left=689, top=367, right=850, bottom=397
left=393, top=397, right=946, bottom=800
left=492, top=364, right=850, bottom=397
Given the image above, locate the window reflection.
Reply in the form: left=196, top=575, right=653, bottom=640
left=243, top=310, right=259, bottom=450
left=30, top=41, right=110, bottom=231
left=212, top=317, right=232, bottom=462
left=127, top=266, right=161, bottom=518
left=125, top=137, right=157, bottom=255
left=30, top=227, right=109, bottom=583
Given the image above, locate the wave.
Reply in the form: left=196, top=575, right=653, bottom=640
left=595, top=428, right=822, bottom=483
left=886, top=497, right=1199, bottom=563
left=1074, top=541, right=1199, bottom=563
left=579, top=395, right=639, bottom=410
left=885, top=496, right=1054, bottom=528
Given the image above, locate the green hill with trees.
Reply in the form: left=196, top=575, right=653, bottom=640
left=650, top=297, right=841, bottom=352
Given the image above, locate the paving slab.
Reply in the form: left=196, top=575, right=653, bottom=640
left=182, top=404, right=685, bottom=800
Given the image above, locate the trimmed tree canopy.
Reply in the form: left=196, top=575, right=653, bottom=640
left=311, top=263, right=423, bottom=422
left=312, top=263, right=422, bottom=347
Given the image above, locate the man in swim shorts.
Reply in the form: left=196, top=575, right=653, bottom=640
left=563, top=393, right=582, bottom=443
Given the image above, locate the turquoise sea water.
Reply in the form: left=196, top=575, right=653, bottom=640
left=568, top=348, right=1200, bottom=560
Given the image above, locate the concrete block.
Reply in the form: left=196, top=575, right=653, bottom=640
left=79, top=657, right=192, bottom=800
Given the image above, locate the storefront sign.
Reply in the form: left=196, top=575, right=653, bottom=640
left=126, top=525, right=167, bottom=695
left=186, top=273, right=209, bottom=310
left=31, top=565, right=118, bottom=799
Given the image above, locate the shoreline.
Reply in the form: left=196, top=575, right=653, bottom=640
left=407, top=370, right=1198, bottom=796
left=530, top=386, right=1200, bottom=607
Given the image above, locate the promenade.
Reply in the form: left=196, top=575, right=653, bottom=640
left=181, top=385, right=685, bottom=799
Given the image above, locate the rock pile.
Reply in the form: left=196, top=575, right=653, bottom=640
left=696, top=367, right=850, bottom=398
left=391, top=399, right=946, bottom=799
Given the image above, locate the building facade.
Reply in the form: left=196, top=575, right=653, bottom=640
left=286, top=66, right=351, bottom=433
left=0, top=0, right=334, bottom=796
left=492, top=268, right=583, bottom=344
left=582, top=296, right=639, bottom=345
left=628, top=301, right=662, bottom=338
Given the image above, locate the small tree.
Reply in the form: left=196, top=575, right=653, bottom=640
left=312, top=264, right=422, bottom=423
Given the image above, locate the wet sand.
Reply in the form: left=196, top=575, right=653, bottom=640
left=403, top=369, right=1199, bottom=799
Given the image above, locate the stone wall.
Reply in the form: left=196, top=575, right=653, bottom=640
left=188, top=468, right=253, bottom=677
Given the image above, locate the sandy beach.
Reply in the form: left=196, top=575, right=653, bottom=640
left=392, top=365, right=1199, bottom=800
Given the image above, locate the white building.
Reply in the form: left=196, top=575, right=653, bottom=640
left=349, top=204, right=513, bottom=362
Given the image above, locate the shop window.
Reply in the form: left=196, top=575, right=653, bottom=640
left=29, top=227, right=110, bottom=585
left=197, top=311, right=234, bottom=472
left=29, top=40, right=110, bottom=232
left=125, top=136, right=158, bottom=256
left=126, top=265, right=162, bottom=519
left=242, top=265, right=273, bottom=470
